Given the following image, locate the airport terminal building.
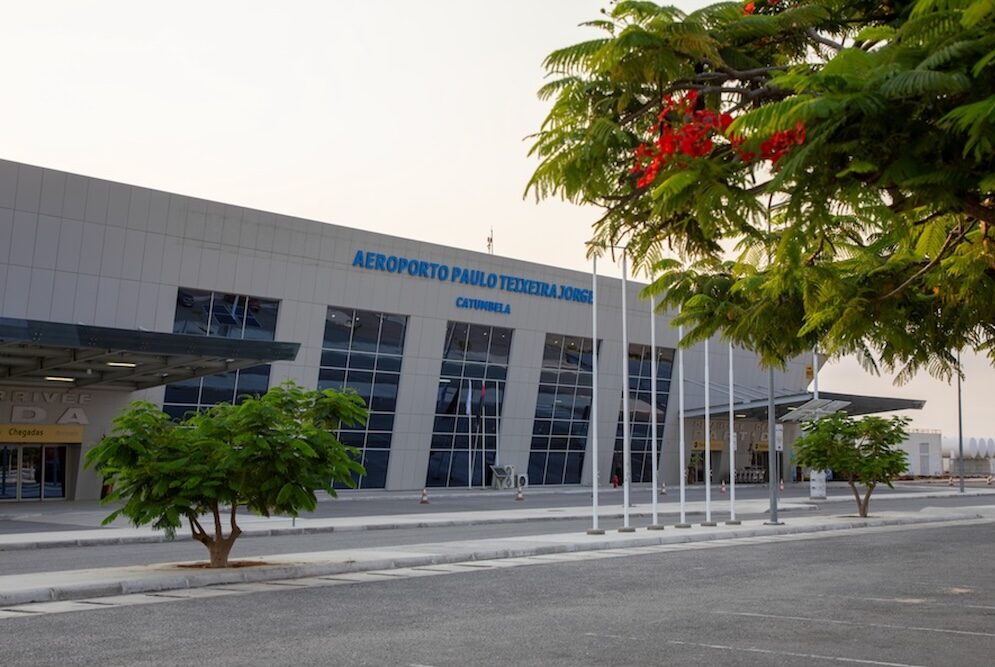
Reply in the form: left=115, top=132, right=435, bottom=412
left=0, top=159, right=922, bottom=502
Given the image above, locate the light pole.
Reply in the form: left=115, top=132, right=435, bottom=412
left=957, top=349, right=964, bottom=493
left=648, top=293, right=663, bottom=530
left=619, top=251, right=635, bottom=533
left=588, top=255, right=605, bottom=534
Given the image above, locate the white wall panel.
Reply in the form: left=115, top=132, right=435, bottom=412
left=2, top=265, right=32, bottom=316
left=9, top=210, right=37, bottom=268
left=14, top=164, right=43, bottom=212
left=39, top=169, right=66, bottom=217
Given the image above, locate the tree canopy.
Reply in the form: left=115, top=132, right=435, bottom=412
left=794, top=412, right=909, bottom=515
left=86, top=382, right=367, bottom=567
left=528, top=0, right=995, bottom=377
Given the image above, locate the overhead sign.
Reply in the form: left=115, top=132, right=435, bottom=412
left=0, top=424, right=84, bottom=443
left=352, top=250, right=593, bottom=305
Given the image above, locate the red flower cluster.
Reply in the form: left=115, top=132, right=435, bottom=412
left=630, top=92, right=808, bottom=187
left=759, top=121, right=806, bottom=166
left=743, top=2, right=755, bottom=14
left=630, top=90, right=733, bottom=188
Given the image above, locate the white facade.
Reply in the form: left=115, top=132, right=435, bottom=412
left=0, top=159, right=813, bottom=500
left=898, top=430, right=943, bottom=477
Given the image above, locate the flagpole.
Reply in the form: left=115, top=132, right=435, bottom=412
left=620, top=251, right=634, bottom=532
left=649, top=293, right=662, bottom=529
left=588, top=254, right=604, bottom=534
left=466, top=379, right=472, bottom=489
left=481, top=380, right=486, bottom=489
left=676, top=317, right=690, bottom=528
left=703, top=338, right=715, bottom=526
left=728, top=342, right=740, bottom=524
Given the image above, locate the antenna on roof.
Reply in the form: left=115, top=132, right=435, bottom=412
left=487, top=228, right=494, bottom=255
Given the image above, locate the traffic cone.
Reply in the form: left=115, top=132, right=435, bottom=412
left=419, top=489, right=429, bottom=504
left=660, top=482, right=667, bottom=496
left=515, top=485, right=524, bottom=501
left=778, top=479, right=784, bottom=492
left=948, top=476, right=954, bottom=487
left=721, top=480, right=727, bottom=494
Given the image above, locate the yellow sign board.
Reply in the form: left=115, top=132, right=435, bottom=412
left=754, top=441, right=769, bottom=452
left=692, top=440, right=724, bottom=451
left=0, top=424, right=84, bottom=443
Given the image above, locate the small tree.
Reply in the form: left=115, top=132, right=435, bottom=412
left=795, top=413, right=909, bottom=517
left=86, top=382, right=366, bottom=567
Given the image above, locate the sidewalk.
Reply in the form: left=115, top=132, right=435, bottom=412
left=3, top=486, right=994, bottom=551
left=1, top=507, right=990, bottom=607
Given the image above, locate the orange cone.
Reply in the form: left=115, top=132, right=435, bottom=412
left=779, top=479, right=784, bottom=492
left=721, top=480, right=727, bottom=494
left=419, top=489, right=429, bottom=504
left=948, top=475, right=955, bottom=487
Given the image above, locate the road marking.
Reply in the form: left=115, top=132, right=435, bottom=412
left=3, top=517, right=993, bottom=620
left=583, top=633, right=927, bottom=666
left=716, top=610, right=995, bottom=638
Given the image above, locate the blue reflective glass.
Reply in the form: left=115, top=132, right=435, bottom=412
left=361, top=450, right=389, bottom=488
left=426, top=451, right=451, bottom=487
left=564, top=453, right=584, bottom=484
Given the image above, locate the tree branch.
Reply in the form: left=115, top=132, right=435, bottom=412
left=806, top=29, right=844, bottom=52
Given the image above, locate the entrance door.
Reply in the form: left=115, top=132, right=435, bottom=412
left=0, top=445, right=68, bottom=501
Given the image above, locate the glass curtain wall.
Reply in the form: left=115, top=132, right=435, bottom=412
left=528, top=334, right=596, bottom=485
left=163, top=288, right=280, bottom=419
left=318, top=307, right=408, bottom=489
left=612, top=344, right=675, bottom=483
left=426, top=322, right=512, bottom=487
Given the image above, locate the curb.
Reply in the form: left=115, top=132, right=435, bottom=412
left=0, top=504, right=819, bottom=551
left=0, top=512, right=984, bottom=607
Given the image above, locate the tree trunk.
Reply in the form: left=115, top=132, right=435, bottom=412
left=848, top=479, right=862, bottom=515
left=859, top=484, right=876, bottom=518
left=188, top=504, right=242, bottom=568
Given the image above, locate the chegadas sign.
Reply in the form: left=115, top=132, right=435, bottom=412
left=0, top=424, right=85, bottom=443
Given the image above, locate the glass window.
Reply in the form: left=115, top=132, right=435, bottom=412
left=172, top=288, right=212, bottom=336
left=321, top=305, right=409, bottom=489
left=528, top=333, right=597, bottom=485
left=323, top=308, right=354, bottom=349
left=350, top=310, right=381, bottom=353
left=427, top=321, right=513, bottom=487
left=613, top=343, right=675, bottom=483
left=164, top=288, right=280, bottom=418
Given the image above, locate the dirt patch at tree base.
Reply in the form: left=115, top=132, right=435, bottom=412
left=175, top=560, right=271, bottom=569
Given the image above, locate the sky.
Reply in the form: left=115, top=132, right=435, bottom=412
left=0, top=1, right=989, bottom=442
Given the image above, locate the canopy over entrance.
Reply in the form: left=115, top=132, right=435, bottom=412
left=0, top=317, right=300, bottom=391
left=684, top=388, right=925, bottom=421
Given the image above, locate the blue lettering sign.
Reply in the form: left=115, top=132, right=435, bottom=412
left=350, top=249, right=593, bottom=305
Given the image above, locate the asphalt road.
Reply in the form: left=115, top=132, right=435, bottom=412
left=3, top=522, right=994, bottom=666
left=1, top=493, right=993, bottom=576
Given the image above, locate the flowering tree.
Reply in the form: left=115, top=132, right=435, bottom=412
left=528, top=0, right=995, bottom=377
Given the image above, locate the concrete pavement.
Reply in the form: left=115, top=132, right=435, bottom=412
left=0, top=489, right=995, bottom=608
left=3, top=483, right=994, bottom=550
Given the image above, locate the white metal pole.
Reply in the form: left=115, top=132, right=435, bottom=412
left=703, top=338, right=714, bottom=525
left=812, top=350, right=819, bottom=400
left=649, top=294, right=661, bottom=529
left=620, top=251, right=633, bottom=531
left=467, top=379, right=473, bottom=489
left=728, top=342, right=739, bottom=524
left=481, top=380, right=485, bottom=489
left=589, top=255, right=603, bottom=534
left=677, top=319, right=689, bottom=527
